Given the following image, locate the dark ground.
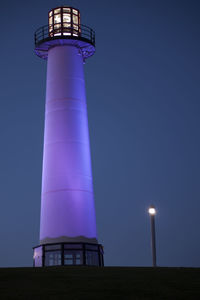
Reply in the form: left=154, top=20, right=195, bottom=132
left=0, top=266, right=200, bottom=299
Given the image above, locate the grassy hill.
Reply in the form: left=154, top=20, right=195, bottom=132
left=0, top=266, right=200, bottom=299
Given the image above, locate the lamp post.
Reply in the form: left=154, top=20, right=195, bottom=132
left=148, top=206, right=157, bottom=267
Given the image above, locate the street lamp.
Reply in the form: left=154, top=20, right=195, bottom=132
left=148, top=205, right=157, bottom=267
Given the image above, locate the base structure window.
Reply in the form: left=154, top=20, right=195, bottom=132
left=64, top=251, right=82, bottom=265
left=33, top=242, right=104, bottom=267
left=86, top=251, right=99, bottom=266
left=45, top=251, right=62, bottom=266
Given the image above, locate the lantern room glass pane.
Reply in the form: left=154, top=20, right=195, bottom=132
left=54, top=8, right=61, bottom=14
left=49, top=11, right=53, bottom=17
left=49, top=17, right=53, bottom=25
left=63, top=13, right=71, bottom=23
left=49, top=24, right=53, bottom=33
left=73, top=15, right=78, bottom=25
left=63, top=7, right=71, bottom=13
left=73, top=9, right=78, bottom=15
left=54, top=24, right=61, bottom=29
left=54, top=14, right=61, bottom=24
left=63, top=23, right=71, bottom=28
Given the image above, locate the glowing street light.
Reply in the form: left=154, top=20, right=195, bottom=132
left=148, top=205, right=157, bottom=267
left=148, top=207, right=156, bottom=215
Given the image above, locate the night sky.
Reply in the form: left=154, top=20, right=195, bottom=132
left=0, top=0, right=200, bottom=267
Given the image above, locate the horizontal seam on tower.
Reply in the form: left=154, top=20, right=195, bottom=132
left=42, top=188, right=93, bottom=195
left=44, top=175, right=92, bottom=179
left=45, top=108, right=87, bottom=114
left=47, top=77, right=85, bottom=82
left=44, top=140, right=88, bottom=145
left=47, top=97, right=86, bottom=102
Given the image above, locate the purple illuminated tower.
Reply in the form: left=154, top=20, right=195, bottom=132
left=33, top=6, right=104, bottom=267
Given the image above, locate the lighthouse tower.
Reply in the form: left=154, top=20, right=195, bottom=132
left=33, top=6, right=104, bottom=267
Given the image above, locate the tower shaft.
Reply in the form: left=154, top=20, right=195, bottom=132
left=40, top=45, right=97, bottom=244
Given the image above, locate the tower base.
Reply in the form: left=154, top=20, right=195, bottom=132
left=33, top=242, right=104, bottom=267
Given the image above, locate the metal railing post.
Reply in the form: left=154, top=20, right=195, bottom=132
left=90, top=28, right=92, bottom=42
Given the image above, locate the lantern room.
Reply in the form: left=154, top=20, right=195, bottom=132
left=48, top=7, right=80, bottom=37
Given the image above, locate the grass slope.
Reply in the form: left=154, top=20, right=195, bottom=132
left=0, top=266, right=200, bottom=299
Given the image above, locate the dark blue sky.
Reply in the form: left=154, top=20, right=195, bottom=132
left=0, top=0, right=200, bottom=267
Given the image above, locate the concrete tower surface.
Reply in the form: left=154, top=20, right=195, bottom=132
left=33, top=6, right=104, bottom=267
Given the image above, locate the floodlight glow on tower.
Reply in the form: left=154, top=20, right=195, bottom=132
left=33, top=6, right=104, bottom=267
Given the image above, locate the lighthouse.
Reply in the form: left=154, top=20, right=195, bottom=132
left=33, top=6, right=104, bottom=267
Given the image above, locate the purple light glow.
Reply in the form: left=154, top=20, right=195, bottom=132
left=34, top=246, right=43, bottom=267
left=39, top=45, right=97, bottom=244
